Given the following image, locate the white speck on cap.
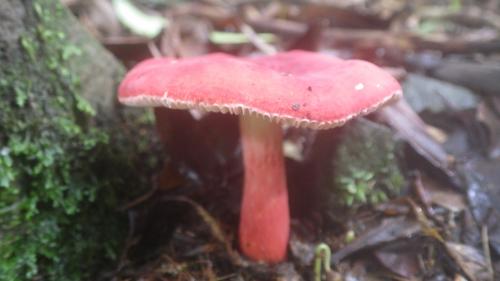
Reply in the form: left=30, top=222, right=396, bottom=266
left=355, top=83, right=365, bottom=91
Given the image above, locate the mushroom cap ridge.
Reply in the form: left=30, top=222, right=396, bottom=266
left=119, top=51, right=401, bottom=129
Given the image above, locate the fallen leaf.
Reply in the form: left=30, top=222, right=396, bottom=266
left=419, top=173, right=466, bottom=212
left=332, top=217, right=421, bottom=264
left=374, top=240, right=421, bottom=278
left=445, top=242, right=490, bottom=281
left=113, top=0, right=167, bottom=38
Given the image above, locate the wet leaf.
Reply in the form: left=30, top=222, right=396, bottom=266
left=445, top=242, right=490, bottom=281
left=374, top=241, right=421, bottom=278
left=462, top=158, right=500, bottom=255
left=332, top=217, right=421, bottom=264
left=403, top=74, right=478, bottom=113
left=418, top=173, right=466, bottom=212
left=431, top=60, right=500, bottom=98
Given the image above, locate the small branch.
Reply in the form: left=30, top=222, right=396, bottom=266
left=240, top=23, right=277, bottom=55
left=482, top=225, right=494, bottom=281
left=118, top=185, right=157, bottom=211
left=147, top=41, right=162, bottom=58
left=247, top=17, right=500, bottom=54
left=163, top=196, right=245, bottom=266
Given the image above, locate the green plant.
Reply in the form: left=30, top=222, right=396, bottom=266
left=313, top=243, right=332, bottom=281
left=333, top=119, right=405, bottom=208
left=338, top=169, right=388, bottom=206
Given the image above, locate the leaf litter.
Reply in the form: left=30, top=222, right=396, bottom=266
left=61, top=0, right=500, bottom=279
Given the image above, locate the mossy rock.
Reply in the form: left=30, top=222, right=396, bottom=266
left=0, top=1, right=160, bottom=280
left=332, top=118, right=405, bottom=207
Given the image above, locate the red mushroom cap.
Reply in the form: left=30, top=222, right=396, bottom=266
left=118, top=51, right=401, bottom=128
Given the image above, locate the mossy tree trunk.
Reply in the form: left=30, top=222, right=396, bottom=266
left=1, top=0, right=123, bottom=112
left=0, top=1, right=159, bottom=280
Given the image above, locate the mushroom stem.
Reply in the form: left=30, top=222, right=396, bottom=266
left=239, top=114, right=289, bottom=262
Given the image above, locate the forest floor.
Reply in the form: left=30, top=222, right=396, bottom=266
left=65, top=0, right=500, bottom=280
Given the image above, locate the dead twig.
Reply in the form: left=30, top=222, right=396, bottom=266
left=147, top=41, right=162, bottom=58
left=240, top=23, right=277, bottom=55
left=481, top=225, right=494, bottom=281
left=118, top=184, right=158, bottom=211
left=247, top=16, right=500, bottom=54
left=163, top=196, right=245, bottom=266
left=405, top=197, right=444, bottom=243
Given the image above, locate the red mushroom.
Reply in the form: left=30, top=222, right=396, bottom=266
left=118, top=51, right=401, bottom=263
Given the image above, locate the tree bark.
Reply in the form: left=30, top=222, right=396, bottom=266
left=0, top=0, right=123, bottom=114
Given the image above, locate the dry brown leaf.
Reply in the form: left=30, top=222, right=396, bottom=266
left=445, top=242, right=490, bottom=281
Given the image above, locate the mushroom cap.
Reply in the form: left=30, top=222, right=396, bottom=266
left=119, top=51, right=401, bottom=129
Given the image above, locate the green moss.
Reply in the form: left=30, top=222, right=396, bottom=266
left=333, top=118, right=405, bottom=207
left=0, top=0, right=159, bottom=280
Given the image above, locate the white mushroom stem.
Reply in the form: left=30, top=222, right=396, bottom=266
left=238, top=114, right=290, bottom=262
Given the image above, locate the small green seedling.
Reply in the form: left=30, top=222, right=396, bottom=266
left=314, top=243, right=332, bottom=281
